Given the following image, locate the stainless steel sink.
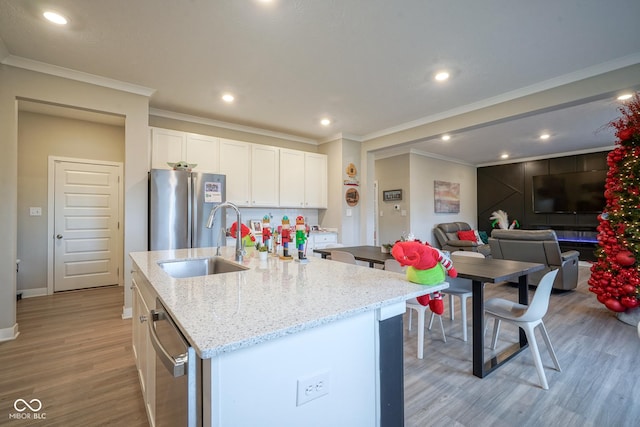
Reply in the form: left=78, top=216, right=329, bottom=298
left=158, top=257, right=249, bottom=279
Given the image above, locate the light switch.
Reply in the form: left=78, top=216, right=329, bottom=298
left=346, top=209, right=352, bottom=217
left=29, top=207, right=42, bottom=216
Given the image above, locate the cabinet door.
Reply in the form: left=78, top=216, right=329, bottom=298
left=132, top=279, right=155, bottom=425
left=186, top=133, right=219, bottom=173
left=279, top=149, right=305, bottom=207
left=219, top=139, right=251, bottom=206
left=251, top=145, right=279, bottom=206
left=305, top=153, right=328, bottom=208
left=151, top=128, right=186, bottom=170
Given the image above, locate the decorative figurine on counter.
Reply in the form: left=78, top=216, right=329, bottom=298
left=279, top=216, right=293, bottom=260
left=295, top=215, right=309, bottom=263
left=262, top=215, right=272, bottom=252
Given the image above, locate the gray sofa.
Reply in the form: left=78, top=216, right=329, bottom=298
left=433, top=222, right=491, bottom=256
left=489, top=229, right=580, bottom=291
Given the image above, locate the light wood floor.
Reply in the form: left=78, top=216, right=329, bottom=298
left=1, top=267, right=638, bottom=426
left=0, top=286, right=147, bottom=427
left=404, top=266, right=640, bottom=427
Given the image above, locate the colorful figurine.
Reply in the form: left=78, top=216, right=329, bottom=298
left=295, top=215, right=308, bottom=261
left=280, top=216, right=292, bottom=259
left=262, top=215, right=272, bottom=251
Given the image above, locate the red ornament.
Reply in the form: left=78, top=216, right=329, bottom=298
left=604, top=298, right=626, bottom=312
left=615, top=251, right=636, bottom=266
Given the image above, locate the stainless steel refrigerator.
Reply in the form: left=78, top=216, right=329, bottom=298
left=149, top=169, right=226, bottom=250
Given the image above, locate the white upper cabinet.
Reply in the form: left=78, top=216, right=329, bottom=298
left=219, top=138, right=251, bottom=206
left=150, top=127, right=219, bottom=173
left=186, top=133, right=219, bottom=173
left=280, top=149, right=327, bottom=208
left=279, top=149, right=305, bottom=207
left=150, top=128, right=184, bottom=170
left=151, top=128, right=327, bottom=209
left=304, top=153, right=328, bottom=208
left=251, top=144, right=280, bottom=207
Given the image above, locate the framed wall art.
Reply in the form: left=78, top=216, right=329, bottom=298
left=434, top=180, right=460, bottom=213
left=383, top=189, right=402, bottom=202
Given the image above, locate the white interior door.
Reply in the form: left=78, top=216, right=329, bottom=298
left=54, top=160, right=120, bottom=292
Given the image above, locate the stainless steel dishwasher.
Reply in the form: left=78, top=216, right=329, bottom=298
left=149, top=298, right=201, bottom=427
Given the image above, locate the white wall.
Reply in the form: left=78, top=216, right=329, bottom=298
left=0, top=64, right=149, bottom=339
left=17, top=111, right=125, bottom=293
left=409, top=153, right=477, bottom=246
left=374, top=151, right=477, bottom=247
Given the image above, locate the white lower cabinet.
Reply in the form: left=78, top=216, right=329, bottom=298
left=132, top=274, right=156, bottom=427
left=307, top=232, right=339, bottom=255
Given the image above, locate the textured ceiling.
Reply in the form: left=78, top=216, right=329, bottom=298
left=1, top=0, right=639, bottom=165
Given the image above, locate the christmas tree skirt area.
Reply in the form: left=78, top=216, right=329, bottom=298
left=617, top=307, right=640, bottom=326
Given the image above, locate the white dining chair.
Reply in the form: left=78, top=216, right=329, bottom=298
left=384, top=259, right=446, bottom=359
left=330, top=250, right=357, bottom=264
left=484, top=269, right=561, bottom=389
left=436, top=250, right=485, bottom=342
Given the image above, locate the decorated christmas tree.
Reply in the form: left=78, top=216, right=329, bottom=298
left=588, top=93, right=640, bottom=313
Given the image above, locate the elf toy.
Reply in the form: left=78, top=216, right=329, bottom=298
left=391, top=240, right=457, bottom=314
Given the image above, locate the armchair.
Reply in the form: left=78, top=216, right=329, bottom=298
left=433, top=222, right=491, bottom=256
left=488, top=229, right=579, bottom=291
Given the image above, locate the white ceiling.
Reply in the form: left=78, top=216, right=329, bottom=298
left=1, top=0, right=639, bottom=165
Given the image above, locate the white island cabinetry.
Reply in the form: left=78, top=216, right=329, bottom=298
left=131, top=273, right=156, bottom=425
left=130, top=247, right=439, bottom=427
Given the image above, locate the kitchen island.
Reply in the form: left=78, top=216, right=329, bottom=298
left=130, top=247, right=447, bottom=427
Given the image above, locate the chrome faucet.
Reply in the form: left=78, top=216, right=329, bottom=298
left=206, top=201, right=244, bottom=262
left=215, top=227, right=225, bottom=256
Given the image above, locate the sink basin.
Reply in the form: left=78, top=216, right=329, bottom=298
left=158, top=257, right=249, bottom=278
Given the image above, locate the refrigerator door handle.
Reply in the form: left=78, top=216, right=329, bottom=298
left=187, top=174, right=193, bottom=248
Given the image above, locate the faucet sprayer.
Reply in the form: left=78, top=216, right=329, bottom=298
left=206, top=201, right=244, bottom=263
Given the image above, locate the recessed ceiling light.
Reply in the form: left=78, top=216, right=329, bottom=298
left=617, top=93, right=633, bottom=101
left=441, top=134, right=451, bottom=141
left=320, top=118, right=331, bottom=126
left=43, top=11, right=68, bottom=25
left=222, top=94, right=234, bottom=103
left=434, top=71, right=450, bottom=82
left=540, top=134, right=550, bottom=140
left=501, top=154, right=509, bottom=159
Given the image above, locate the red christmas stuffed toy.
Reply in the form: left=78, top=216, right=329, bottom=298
left=391, top=240, right=457, bottom=315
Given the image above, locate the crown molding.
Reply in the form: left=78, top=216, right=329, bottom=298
left=1, top=55, right=155, bottom=97
left=476, top=145, right=615, bottom=168
left=363, top=53, right=640, bottom=142
left=149, top=108, right=318, bottom=145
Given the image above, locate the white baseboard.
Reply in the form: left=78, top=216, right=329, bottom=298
left=18, top=287, right=48, bottom=298
left=122, top=306, right=132, bottom=319
left=0, top=324, right=20, bottom=342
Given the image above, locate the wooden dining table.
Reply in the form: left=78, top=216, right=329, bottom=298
left=449, top=253, right=545, bottom=378
left=315, top=245, right=546, bottom=379
left=313, top=245, right=394, bottom=267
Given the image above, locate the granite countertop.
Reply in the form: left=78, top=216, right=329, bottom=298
left=130, top=247, right=444, bottom=359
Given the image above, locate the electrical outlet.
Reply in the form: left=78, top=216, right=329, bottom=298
left=296, top=371, right=330, bottom=406
left=29, top=207, right=42, bottom=216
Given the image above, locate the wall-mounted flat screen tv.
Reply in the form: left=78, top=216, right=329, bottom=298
left=532, top=170, right=607, bottom=214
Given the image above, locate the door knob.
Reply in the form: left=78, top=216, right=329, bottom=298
left=56, top=234, right=63, bottom=239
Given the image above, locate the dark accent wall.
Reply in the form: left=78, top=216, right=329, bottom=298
left=477, top=151, right=609, bottom=233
